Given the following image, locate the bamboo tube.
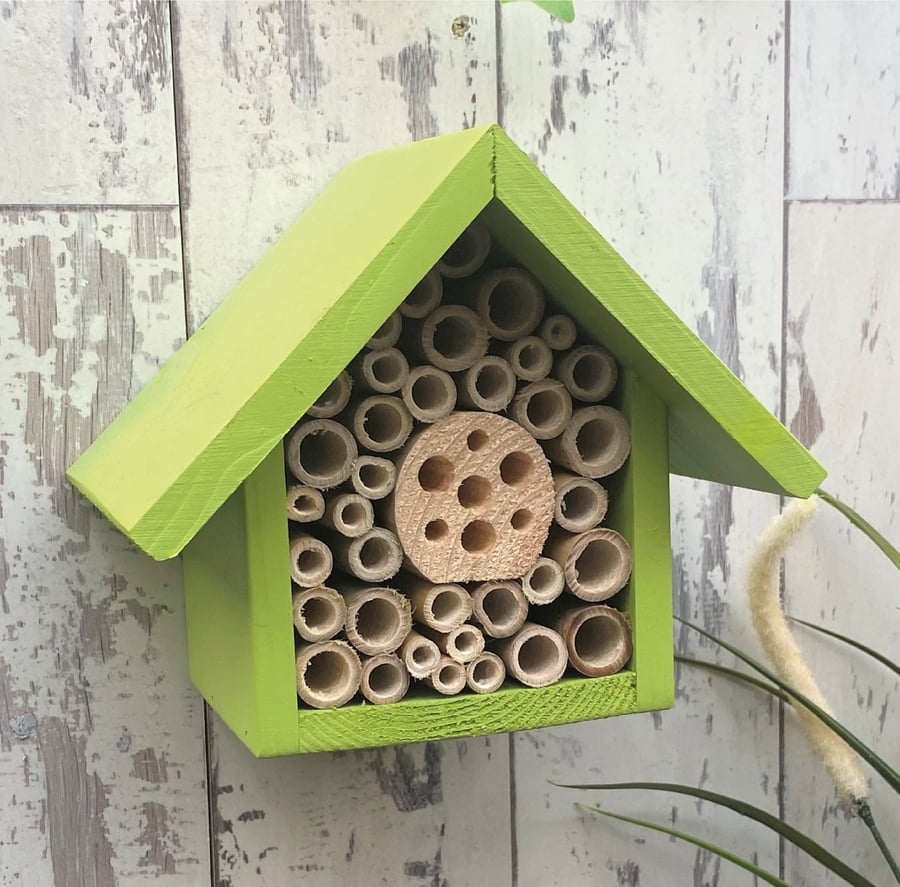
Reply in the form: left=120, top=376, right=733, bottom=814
left=552, top=604, right=633, bottom=677
left=306, top=371, right=352, bottom=419
left=321, top=492, right=375, bottom=538
left=471, top=580, right=529, bottom=638
left=342, top=586, right=412, bottom=655
left=350, top=347, right=409, bottom=394
left=286, top=484, right=326, bottom=523
left=420, top=305, right=489, bottom=372
left=509, top=379, right=573, bottom=440
left=543, top=405, right=631, bottom=478
left=360, top=653, right=410, bottom=705
left=435, top=220, right=491, bottom=279
left=399, top=631, right=442, bottom=679
left=295, top=640, right=361, bottom=709
left=365, top=310, right=402, bottom=350
left=544, top=527, right=632, bottom=602
left=539, top=314, right=577, bottom=351
left=330, top=527, right=403, bottom=582
left=494, top=622, right=568, bottom=688
left=426, top=655, right=467, bottom=695
left=418, top=624, right=485, bottom=664
left=457, top=356, right=517, bottom=412
left=350, top=455, right=396, bottom=501
left=401, top=365, right=457, bottom=423
left=291, top=585, right=346, bottom=642
left=405, top=580, right=473, bottom=631
left=473, top=267, right=545, bottom=341
left=466, top=651, right=506, bottom=694
left=286, top=418, right=358, bottom=489
left=401, top=267, right=443, bottom=318
left=289, top=533, right=333, bottom=588
left=520, top=556, right=565, bottom=605
left=504, top=336, right=553, bottom=382
left=555, top=345, right=618, bottom=403
left=351, top=395, right=413, bottom=453
left=553, top=471, right=609, bottom=533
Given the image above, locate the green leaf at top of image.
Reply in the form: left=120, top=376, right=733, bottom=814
left=499, top=0, right=576, bottom=23
left=788, top=617, right=900, bottom=677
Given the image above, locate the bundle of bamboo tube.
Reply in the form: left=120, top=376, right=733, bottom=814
left=284, top=218, right=635, bottom=709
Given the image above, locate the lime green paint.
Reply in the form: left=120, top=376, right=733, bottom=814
left=499, top=0, right=576, bottom=23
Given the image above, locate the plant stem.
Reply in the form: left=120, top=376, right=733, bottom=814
left=855, top=800, right=900, bottom=885
left=816, top=488, right=900, bottom=570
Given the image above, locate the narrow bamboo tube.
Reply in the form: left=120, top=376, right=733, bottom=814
left=553, top=605, right=633, bottom=677
left=473, top=267, right=545, bottom=341
left=420, top=305, right=489, bottom=372
left=401, top=365, right=457, bottom=423
left=418, top=624, right=485, bottom=664
left=545, top=527, right=632, bottom=602
left=520, top=556, right=565, bottom=605
left=399, top=631, right=442, bottom=679
left=295, top=640, right=361, bottom=709
left=365, top=310, right=402, bottom=350
left=553, top=471, right=609, bottom=533
left=426, top=655, right=466, bottom=695
left=292, top=585, right=346, bottom=642
left=350, top=456, right=396, bottom=500
left=289, top=533, right=333, bottom=588
left=306, top=370, right=352, bottom=418
left=504, top=336, right=553, bottom=382
left=350, top=347, right=409, bottom=394
left=351, top=396, right=413, bottom=453
left=286, top=484, right=326, bottom=523
left=405, top=580, right=473, bottom=631
left=436, top=221, right=491, bottom=278
left=286, top=418, right=358, bottom=489
left=539, top=314, right=577, bottom=351
left=360, top=653, right=410, bottom=705
left=543, top=406, right=631, bottom=478
left=471, top=580, right=529, bottom=638
left=322, top=492, right=375, bottom=538
left=330, top=527, right=403, bottom=582
left=342, top=586, right=412, bottom=655
left=457, top=356, right=517, bottom=412
left=555, top=345, right=618, bottom=403
left=466, top=651, right=506, bottom=694
left=509, top=379, right=573, bottom=440
left=401, top=267, right=443, bottom=318
left=494, top=622, right=568, bottom=688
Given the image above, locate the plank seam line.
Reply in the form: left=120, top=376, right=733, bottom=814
left=0, top=204, right=179, bottom=211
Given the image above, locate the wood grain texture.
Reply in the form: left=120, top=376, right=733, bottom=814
left=0, top=210, right=208, bottom=884
left=0, top=1, right=178, bottom=204
left=499, top=3, right=788, bottom=884
left=789, top=2, right=900, bottom=200
left=783, top=202, right=900, bottom=886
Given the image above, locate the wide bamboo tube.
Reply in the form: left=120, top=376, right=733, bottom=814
left=295, top=640, right=361, bottom=709
left=420, top=305, right=489, bottom=372
left=457, top=356, right=517, bottom=412
left=471, top=580, right=529, bottom=638
left=292, top=585, right=346, bottom=642
left=350, top=347, right=409, bottom=394
left=289, top=533, right=333, bottom=588
left=552, top=604, right=633, bottom=677
left=539, top=314, right=577, bottom=351
left=555, top=345, right=618, bottom=403
left=520, top=556, right=565, bottom=605
left=402, top=365, right=457, bottom=423
left=322, top=492, right=375, bottom=538
left=544, top=406, right=631, bottom=478
left=553, top=471, right=609, bottom=533
left=365, top=310, right=402, bottom=350
left=399, top=631, right=442, bottom=679
left=306, top=371, right=352, bottom=418
left=401, top=267, right=443, bottom=318
left=350, top=456, right=396, bottom=500
left=494, top=622, right=568, bottom=688
left=436, top=220, right=491, bottom=278
left=286, top=418, right=358, bottom=489
left=286, top=484, right=326, bottom=523
left=509, top=379, right=573, bottom=440
left=466, top=652, right=506, bottom=694
left=473, top=267, right=545, bottom=341
left=504, top=336, right=553, bottom=382
left=426, top=655, right=466, bottom=695
left=329, top=527, right=403, bottom=582
left=545, top=527, right=632, bottom=602
left=418, top=624, right=485, bottom=664
left=405, top=580, right=473, bottom=631
left=360, top=653, right=410, bottom=705
left=351, top=396, right=413, bottom=454
left=342, top=586, right=412, bottom=655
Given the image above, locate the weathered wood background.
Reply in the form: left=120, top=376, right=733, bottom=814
left=0, top=2, right=896, bottom=885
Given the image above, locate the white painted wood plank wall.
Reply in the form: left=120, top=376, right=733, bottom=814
left=0, top=2, right=896, bottom=885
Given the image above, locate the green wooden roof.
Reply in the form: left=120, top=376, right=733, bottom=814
left=68, top=125, right=825, bottom=560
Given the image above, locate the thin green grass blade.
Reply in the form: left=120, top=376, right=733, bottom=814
left=678, top=618, right=900, bottom=794
left=788, top=617, right=900, bottom=677
left=816, top=488, right=900, bottom=570
left=676, top=655, right=792, bottom=703
left=561, top=783, right=875, bottom=887
left=578, top=804, right=798, bottom=887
